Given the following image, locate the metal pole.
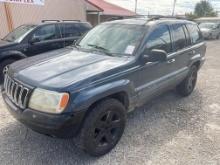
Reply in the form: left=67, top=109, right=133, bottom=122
left=4, top=2, right=13, bottom=32
left=135, top=0, right=137, bottom=13
left=97, top=12, right=101, bottom=24
left=172, top=0, right=177, bottom=16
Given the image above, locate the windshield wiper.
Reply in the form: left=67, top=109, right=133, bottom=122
left=88, top=44, right=108, bottom=51
left=87, top=44, right=114, bottom=56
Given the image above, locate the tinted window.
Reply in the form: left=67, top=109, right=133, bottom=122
left=78, top=23, right=92, bottom=34
left=172, top=24, right=187, bottom=50
left=145, top=25, right=172, bottom=54
left=3, top=25, right=36, bottom=43
left=61, top=24, right=81, bottom=38
left=32, top=24, right=58, bottom=41
left=182, top=25, right=191, bottom=47
left=187, top=24, right=202, bottom=44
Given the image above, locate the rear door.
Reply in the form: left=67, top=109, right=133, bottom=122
left=60, top=23, right=81, bottom=47
left=186, top=23, right=206, bottom=63
left=167, top=23, right=192, bottom=85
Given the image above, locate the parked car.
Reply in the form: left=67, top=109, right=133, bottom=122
left=2, top=16, right=206, bottom=157
left=199, top=22, right=220, bottom=39
left=0, top=20, right=92, bottom=82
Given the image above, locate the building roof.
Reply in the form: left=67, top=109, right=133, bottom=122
left=86, top=0, right=136, bottom=16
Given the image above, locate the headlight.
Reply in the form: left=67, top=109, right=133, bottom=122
left=28, top=88, right=69, bottom=114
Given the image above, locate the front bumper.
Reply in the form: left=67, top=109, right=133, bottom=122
left=2, top=92, right=86, bottom=138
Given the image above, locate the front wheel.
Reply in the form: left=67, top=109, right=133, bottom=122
left=176, top=65, right=198, bottom=97
left=75, top=99, right=126, bottom=157
left=0, top=59, right=16, bottom=84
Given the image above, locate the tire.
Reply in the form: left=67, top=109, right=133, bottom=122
left=0, top=59, right=16, bottom=84
left=75, top=98, right=126, bottom=157
left=176, top=65, right=198, bottom=97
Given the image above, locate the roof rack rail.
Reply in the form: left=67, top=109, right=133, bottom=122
left=106, top=15, right=149, bottom=21
left=147, top=15, right=188, bottom=22
left=62, top=20, right=81, bottom=22
left=145, top=15, right=190, bottom=24
left=42, top=20, right=60, bottom=23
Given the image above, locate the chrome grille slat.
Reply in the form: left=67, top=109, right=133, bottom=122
left=13, top=82, right=19, bottom=102
left=18, top=86, right=24, bottom=108
left=3, top=74, right=31, bottom=109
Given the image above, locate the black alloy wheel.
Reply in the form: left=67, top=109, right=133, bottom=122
left=75, top=99, right=126, bottom=157
left=177, top=65, right=198, bottom=97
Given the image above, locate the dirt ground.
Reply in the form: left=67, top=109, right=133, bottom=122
left=0, top=41, right=219, bottom=165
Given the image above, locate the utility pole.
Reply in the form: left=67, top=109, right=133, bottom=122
left=135, top=0, right=138, bottom=14
left=172, top=0, right=177, bottom=16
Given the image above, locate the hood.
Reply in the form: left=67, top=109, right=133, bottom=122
left=0, top=39, right=17, bottom=49
left=200, top=28, right=212, bottom=33
left=10, top=48, right=132, bottom=90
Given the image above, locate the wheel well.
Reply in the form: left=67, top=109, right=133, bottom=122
left=193, top=61, right=201, bottom=69
left=1, top=55, right=24, bottom=62
left=88, top=92, right=129, bottom=112
left=76, top=92, right=129, bottom=134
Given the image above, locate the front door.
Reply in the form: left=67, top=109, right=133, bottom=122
left=136, top=24, right=174, bottom=105
left=26, top=24, right=64, bottom=56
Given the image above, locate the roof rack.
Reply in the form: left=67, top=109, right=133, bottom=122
left=106, top=15, right=191, bottom=24
left=42, top=20, right=60, bottom=23
left=145, top=15, right=191, bottom=24
left=62, top=20, right=81, bottom=22
left=106, top=15, right=149, bottom=21
left=41, top=20, right=81, bottom=23
left=147, top=15, right=188, bottom=22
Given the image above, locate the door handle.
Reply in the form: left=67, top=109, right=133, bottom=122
left=167, top=58, right=176, bottom=64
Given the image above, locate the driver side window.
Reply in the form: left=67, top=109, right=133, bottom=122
left=32, top=24, right=58, bottom=42
left=145, top=25, right=172, bottom=55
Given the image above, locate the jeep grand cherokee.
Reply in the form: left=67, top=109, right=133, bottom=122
left=2, top=16, right=206, bottom=156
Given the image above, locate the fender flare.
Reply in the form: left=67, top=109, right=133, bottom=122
left=71, top=79, right=135, bottom=112
left=0, top=51, right=27, bottom=62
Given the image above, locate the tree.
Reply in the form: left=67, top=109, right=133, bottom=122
left=185, top=0, right=217, bottom=20
left=185, top=12, right=198, bottom=20
left=194, top=0, right=217, bottom=17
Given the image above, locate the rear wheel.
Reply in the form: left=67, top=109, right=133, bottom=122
left=176, top=65, right=198, bottom=97
left=75, top=98, right=126, bottom=157
left=0, top=59, right=16, bottom=84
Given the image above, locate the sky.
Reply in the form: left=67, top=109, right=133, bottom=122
left=106, top=0, right=220, bottom=15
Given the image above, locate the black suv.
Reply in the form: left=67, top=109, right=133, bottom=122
left=0, top=20, right=92, bottom=82
left=2, top=17, right=206, bottom=156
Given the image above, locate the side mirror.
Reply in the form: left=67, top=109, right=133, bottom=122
left=29, top=36, right=40, bottom=44
left=143, top=49, right=167, bottom=63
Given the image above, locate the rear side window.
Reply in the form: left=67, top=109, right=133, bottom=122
left=145, top=25, right=172, bottom=54
left=183, top=25, right=191, bottom=47
left=60, top=24, right=81, bottom=38
left=78, top=23, right=92, bottom=34
left=172, top=24, right=187, bottom=50
left=186, top=24, right=203, bottom=44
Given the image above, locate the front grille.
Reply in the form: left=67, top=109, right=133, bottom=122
left=4, top=74, right=31, bottom=109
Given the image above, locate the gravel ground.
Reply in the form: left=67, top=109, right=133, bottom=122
left=0, top=41, right=220, bottom=165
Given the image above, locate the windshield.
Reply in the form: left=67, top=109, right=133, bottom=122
left=78, top=24, right=146, bottom=56
left=3, top=25, right=36, bottom=43
left=199, top=23, right=218, bottom=29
